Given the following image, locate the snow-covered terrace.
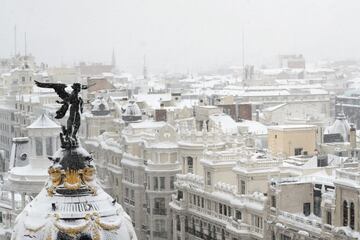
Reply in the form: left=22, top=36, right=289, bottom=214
left=335, top=167, right=360, bottom=188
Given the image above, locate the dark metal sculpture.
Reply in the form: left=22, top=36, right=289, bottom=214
left=34, top=81, right=89, bottom=148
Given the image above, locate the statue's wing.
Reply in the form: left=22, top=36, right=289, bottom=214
left=34, top=80, right=69, bottom=100
left=81, top=83, right=96, bottom=90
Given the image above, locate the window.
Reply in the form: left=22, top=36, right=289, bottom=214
left=240, top=180, right=246, bottom=194
left=271, top=195, right=276, bottom=208
left=177, top=190, right=183, bottom=201
left=272, top=232, right=276, bottom=240
left=343, top=201, right=348, bottom=226
left=35, top=137, right=43, bottom=156
left=294, top=148, right=303, bottom=156
left=130, top=170, right=135, bottom=183
left=154, top=198, right=166, bottom=215
left=124, top=169, right=129, bottom=181
left=206, top=171, right=212, bottom=185
left=252, top=215, right=263, bottom=229
left=155, top=219, right=166, bottom=232
left=160, top=177, right=165, bottom=190
left=313, top=186, right=321, bottom=217
left=207, top=200, right=211, bottom=210
left=46, top=137, right=53, bottom=156
left=326, top=211, right=332, bottom=225
left=303, top=202, right=311, bottom=216
left=130, top=189, right=134, bottom=200
left=170, top=176, right=175, bottom=189
left=125, top=188, right=129, bottom=198
left=350, top=202, right=355, bottom=230
left=187, top=157, right=193, bottom=173
left=153, top=177, right=158, bottom=190
left=280, top=234, right=291, bottom=240
left=235, top=210, right=242, bottom=220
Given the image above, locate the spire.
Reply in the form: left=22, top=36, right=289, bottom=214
left=143, top=54, right=148, bottom=80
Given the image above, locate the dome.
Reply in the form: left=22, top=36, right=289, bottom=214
left=27, top=114, right=60, bottom=130
left=121, top=100, right=142, bottom=122
left=11, top=145, right=137, bottom=240
left=324, top=112, right=351, bottom=142
left=91, top=97, right=111, bottom=116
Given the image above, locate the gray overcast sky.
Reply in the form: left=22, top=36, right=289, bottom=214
left=1, top=0, right=359, bottom=74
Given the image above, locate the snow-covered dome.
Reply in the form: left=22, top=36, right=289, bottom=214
left=121, top=100, right=142, bottom=122
left=27, top=113, right=60, bottom=130
left=12, top=146, right=137, bottom=240
left=91, top=97, right=111, bottom=116
left=324, top=112, right=351, bottom=142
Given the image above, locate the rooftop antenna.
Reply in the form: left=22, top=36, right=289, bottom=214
left=242, top=26, right=245, bottom=70
left=24, top=32, right=27, bottom=57
left=241, top=25, right=245, bottom=84
left=14, top=25, right=17, bottom=56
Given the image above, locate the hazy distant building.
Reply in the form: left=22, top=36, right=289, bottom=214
left=279, top=54, right=306, bottom=69
left=78, top=62, right=114, bottom=76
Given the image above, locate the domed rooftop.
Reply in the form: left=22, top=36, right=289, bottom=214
left=27, top=114, right=60, bottom=129
left=12, top=145, right=137, bottom=240
left=324, top=112, right=351, bottom=142
left=91, top=97, right=111, bottom=116
left=121, top=100, right=142, bottom=122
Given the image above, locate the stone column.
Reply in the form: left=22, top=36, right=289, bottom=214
left=21, top=192, right=25, bottom=209
left=11, top=192, right=15, bottom=210
left=180, top=215, right=186, bottom=240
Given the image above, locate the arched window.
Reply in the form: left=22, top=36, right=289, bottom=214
left=350, top=202, right=355, bottom=230
left=343, top=200, right=348, bottom=226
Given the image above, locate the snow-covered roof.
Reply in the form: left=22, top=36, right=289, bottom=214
left=129, top=120, right=166, bottom=129
left=27, top=113, right=60, bottom=129
left=268, top=124, right=317, bottom=131
left=209, top=114, right=238, bottom=134
left=237, top=120, right=268, bottom=135
left=134, top=93, right=172, bottom=108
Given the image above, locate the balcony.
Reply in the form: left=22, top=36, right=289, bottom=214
left=152, top=208, right=167, bottom=215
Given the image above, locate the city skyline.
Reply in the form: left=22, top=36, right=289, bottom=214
left=1, top=0, right=360, bottom=74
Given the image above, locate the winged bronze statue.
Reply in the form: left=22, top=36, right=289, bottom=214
left=34, top=81, right=90, bottom=147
